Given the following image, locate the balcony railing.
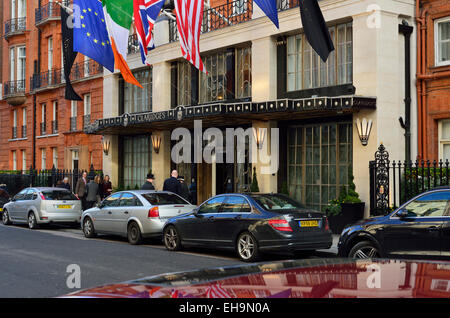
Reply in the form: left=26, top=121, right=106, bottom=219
left=35, top=2, right=61, bottom=26
left=128, top=34, right=140, bottom=54
left=3, top=80, right=26, bottom=97
left=52, top=120, right=58, bottom=134
left=70, top=117, right=77, bottom=131
left=22, top=125, right=27, bottom=138
left=277, top=0, right=300, bottom=12
left=4, top=17, right=27, bottom=38
left=12, top=127, right=18, bottom=139
left=83, top=115, right=91, bottom=128
left=31, top=60, right=102, bottom=91
left=169, top=0, right=253, bottom=42
left=40, top=122, right=47, bottom=136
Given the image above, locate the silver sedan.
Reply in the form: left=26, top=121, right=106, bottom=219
left=2, top=187, right=82, bottom=229
left=81, top=190, right=197, bottom=244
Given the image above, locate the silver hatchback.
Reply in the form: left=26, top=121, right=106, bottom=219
left=81, top=190, right=197, bottom=244
left=2, top=187, right=82, bottom=229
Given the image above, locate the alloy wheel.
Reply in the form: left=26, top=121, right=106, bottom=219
left=237, top=233, right=257, bottom=261
left=83, top=218, right=95, bottom=238
left=164, top=226, right=180, bottom=251
left=2, top=210, right=10, bottom=225
left=28, top=213, right=37, bottom=229
left=352, top=246, right=380, bottom=259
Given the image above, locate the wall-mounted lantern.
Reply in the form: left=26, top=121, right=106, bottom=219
left=356, top=118, right=373, bottom=146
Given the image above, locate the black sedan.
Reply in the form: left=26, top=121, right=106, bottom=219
left=338, top=188, right=450, bottom=260
left=163, top=193, right=332, bottom=262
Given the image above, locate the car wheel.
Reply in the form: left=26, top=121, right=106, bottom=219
left=236, top=232, right=260, bottom=262
left=164, top=226, right=182, bottom=251
left=2, top=209, right=11, bottom=225
left=82, top=217, right=96, bottom=238
left=348, top=241, right=381, bottom=259
left=127, top=222, right=143, bottom=245
left=28, top=212, right=38, bottom=229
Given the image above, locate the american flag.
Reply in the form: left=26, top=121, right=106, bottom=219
left=204, top=283, right=231, bottom=298
left=133, top=0, right=165, bottom=65
left=174, top=0, right=207, bottom=73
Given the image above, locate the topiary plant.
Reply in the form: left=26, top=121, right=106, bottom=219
left=250, top=167, right=260, bottom=193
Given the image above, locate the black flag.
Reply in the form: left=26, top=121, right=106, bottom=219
left=299, top=0, right=335, bottom=62
left=61, top=6, right=82, bottom=101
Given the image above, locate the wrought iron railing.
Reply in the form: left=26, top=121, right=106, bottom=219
left=369, top=143, right=450, bottom=216
left=35, top=2, right=60, bottom=25
left=31, top=60, right=102, bottom=91
left=70, top=117, right=77, bottom=131
left=22, top=125, right=27, bottom=138
left=4, top=17, right=27, bottom=37
left=277, top=0, right=300, bottom=12
left=12, top=127, right=18, bottom=139
left=83, top=115, right=91, bottom=128
left=52, top=120, right=58, bottom=134
left=40, top=122, right=47, bottom=136
left=3, top=80, right=26, bottom=97
left=128, top=34, right=140, bottom=54
left=169, top=0, right=253, bottom=42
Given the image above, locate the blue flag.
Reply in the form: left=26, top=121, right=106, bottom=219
left=254, top=0, right=279, bottom=28
left=73, top=0, right=114, bottom=72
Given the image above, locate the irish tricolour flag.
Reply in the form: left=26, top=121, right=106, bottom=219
left=102, top=0, right=142, bottom=87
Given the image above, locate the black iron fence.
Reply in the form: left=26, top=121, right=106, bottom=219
left=3, top=80, right=26, bottom=97
left=35, top=2, right=60, bottom=25
left=0, top=166, right=102, bottom=197
left=369, top=144, right=450, bottom=216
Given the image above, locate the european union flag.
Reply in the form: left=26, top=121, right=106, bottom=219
left=73, top=0, right=114, bottom=72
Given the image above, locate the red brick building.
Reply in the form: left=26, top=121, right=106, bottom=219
left=0, top=1, right=103, bottom=172
left=417, top=0, right=450, bottom=161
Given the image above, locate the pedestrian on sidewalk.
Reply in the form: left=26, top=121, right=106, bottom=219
left=75, top=171, right=88, bottom=210
left=178, top=176, right=191, bottom=203
left=86, top=176, right=99, bottom=210
left=141, top=173, right=156, bottom=190
left=163, top=170, right=181, bottom=195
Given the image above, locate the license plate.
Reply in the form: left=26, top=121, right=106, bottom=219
left=299, top=220, right=319, bottom=227
left=0, top=208, right=3, bottom=212
left=57, top=205, right=71, bottom=209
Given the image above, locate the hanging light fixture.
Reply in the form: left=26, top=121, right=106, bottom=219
left=253, top=127, right=266, bottom=150
left=151, top=134, right=162, bottom=154
left=102, top=136, right=110, bottom=156
left=355, top=118, right=373, bottom=146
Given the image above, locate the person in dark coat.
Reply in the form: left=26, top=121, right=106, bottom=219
left=141, top=173, right=156, bottom=190
left=85, top=177, right=99, bottom=210
left=178, top=176, right=191, bottom=203
left=60, top=177, right=71, bottom=192
left=189, top=178, right=197, bottom=205
left=163, top=170, right=181, bottom=195
left=102, top=175, right=113, bottom=199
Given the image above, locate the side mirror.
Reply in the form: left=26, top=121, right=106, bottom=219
left=97, top=202, right=104, bottom=209
left=396, top=209, right=409, bottom=219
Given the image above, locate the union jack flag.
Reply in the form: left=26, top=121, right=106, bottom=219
left=133, top=0, right=165, bottom=65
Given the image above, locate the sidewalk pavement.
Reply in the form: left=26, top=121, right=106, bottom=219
left=317, top=234, right=339, bottom=256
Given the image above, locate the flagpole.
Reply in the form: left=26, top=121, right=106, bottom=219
left=55, top=1, right=73, bottom=14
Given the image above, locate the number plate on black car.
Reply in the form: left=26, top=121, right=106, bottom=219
left=299, top=220, right=319, bottom=227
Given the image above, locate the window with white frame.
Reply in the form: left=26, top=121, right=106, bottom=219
left=12, top=151, right=17, bottom=171
left=48, top=37, right=53, bottom=71
left=41, top=149, right=46, bottom=170
left=52, top=147, right=58, bottom=169
left=9, top=48, right=15, bottom=81
left=439, top=119, right=450, bottom=161
left=84, top=94, right=91, bottom=115
left=13, top=109, right=17, bottom=128
left=435, top=17, right=450, bottom=66
left=17, top=46, right=26, bottom=83
left=22, top=150, right=26, bottom=171
left=287, top=22, right=352, bottom=91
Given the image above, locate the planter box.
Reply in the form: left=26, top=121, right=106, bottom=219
left=328, top=202, right=365, bottom=235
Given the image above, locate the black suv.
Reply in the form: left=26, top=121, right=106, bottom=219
left=338, top=188, right=450, bottom=260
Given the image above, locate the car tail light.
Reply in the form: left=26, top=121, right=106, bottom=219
left=39, top=193, right=46, bottom=200
left=324, top=217, right=330, bottom=231
left=148, top=207, right=159, bottom=218
left=268, top=219, right=293, bottom=232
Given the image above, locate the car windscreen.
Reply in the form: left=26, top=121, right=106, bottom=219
left=250, top=194, right=307, bottom=212
left=41, top=190, right=78, bottom=201
left=141, top=193, right=189, bottom=206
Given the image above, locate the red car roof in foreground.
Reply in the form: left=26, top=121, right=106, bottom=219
left=65, top=258, right=450, bottom=298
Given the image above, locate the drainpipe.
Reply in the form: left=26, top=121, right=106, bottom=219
left=33, top=0, right=42, bottom=169
left=399, top=21, right=413, bottom=163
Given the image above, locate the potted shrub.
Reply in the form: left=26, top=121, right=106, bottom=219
left=324, top=168, right=365, bottom=234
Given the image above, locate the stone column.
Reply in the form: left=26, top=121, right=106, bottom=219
left=251, top=36, right=277, bottom=102
left=152, top=130, right=172, bottom=191
left=102, top=72, right=120, bottom=187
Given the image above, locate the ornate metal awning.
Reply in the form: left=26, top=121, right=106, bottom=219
left=84, top=95, right=376, bottom=135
